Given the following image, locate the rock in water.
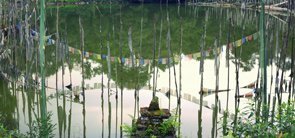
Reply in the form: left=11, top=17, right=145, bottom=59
left=148, top=97, right=160, bottom=111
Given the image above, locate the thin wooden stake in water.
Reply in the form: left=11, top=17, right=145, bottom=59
left=211, top=38, right=219, bottom=138
left=79, top=17, right=86, bottom=138
left=166, top=10, right=171, bottom=109
left=292, top=34, right=295, bottom=100
left=153, top=22, right=157, bottom=98
left=112, top=18, right=119, bottom=138
left=232, top=18, right=241, bottom=134
left=198, top=11, right=208, bottom=138
left=269, top=29, right=274, bottom=103
left=55, top=1, right=60, bottom=98
left=223, top=17, right=231, bottom=136
left=119, top=6, right=124, bottom=138
left=155, top=18, right=163, bottom=92
left=107, top=33, right=112, bottom=138
left=178, top=16, right=183, bottom=138
left=107, top=34, right=111, bottom=82
left=289, top=34, right=294, bottom=104
left=99, top=16, right=105, bottom=138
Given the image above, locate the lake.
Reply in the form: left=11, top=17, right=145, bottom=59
left=0, top=3, right=293, bottom=137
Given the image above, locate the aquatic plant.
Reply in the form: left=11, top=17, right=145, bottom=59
left=221, top=101, right=295, bottom=137
left=158, top=115, right=180, bottom=136
left=121, top=112, right=180, bottom=137
left=0, top=113, right=56, bottom=138
left=27, top=113, right=56, bottom=138
left=121, top=115, right=137, bottom=136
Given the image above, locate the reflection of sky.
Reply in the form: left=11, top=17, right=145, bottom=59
left=14, top=43, right=291, bottom=137
left=41, top=66, right=215, bottom=137
left=159, top=46, right=290, bottom=109
left=9, top=5, right=291, bottom=137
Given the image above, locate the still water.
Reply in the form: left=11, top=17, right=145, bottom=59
left=0, top=3, right=292, bottom=137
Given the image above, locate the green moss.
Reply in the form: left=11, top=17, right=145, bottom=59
left=152, top=109, right=165, bottom=116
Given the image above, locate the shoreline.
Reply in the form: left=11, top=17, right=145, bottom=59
left=46, top=1, right=294, bottom=16
left=188, top=2, right=295, bottom=16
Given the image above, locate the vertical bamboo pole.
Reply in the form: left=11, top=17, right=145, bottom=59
left=152, top=22, right=157, bottom=98
left=178, top=15, right=183, bottom=138
left=223, top=17, right=231, bottom=136
left=55, top=3, right=60, bottom=126
left=39, top=0, right=47, bottom=136
left=107, top=33, right=112, bottom=138
left=100, top=17, right=105, bottom=138
left=289, top=35, right=294, bottom=104
left=292, top=35, right=295, bottom=100
left=155, top=9, right=163, bottom=93
left=211, top=39, right=218, bottom=138
left=259, top=0, right=268, bottom=122
left=198, top=10, right=208, bottom=138
left=136, top=3, right=144, bottom=119
left=232, top=18, right=240, bottom=134
left=79, top=17, right=86, bottom=138
left=68, top=72, right=73, bottom=138
left=269, top=29, right=274, bottom=106
left=119, top=6, right=123, bottom=138
left=113, top=17, right=119, bottom=138
left=166, top=9, right=171, bottom=109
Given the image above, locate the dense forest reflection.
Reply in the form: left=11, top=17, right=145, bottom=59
left=0, top=80, right=18, bottom=130
left=0, top=4, right=291, bottom=91
left=45, top=4, right=288, bottom=84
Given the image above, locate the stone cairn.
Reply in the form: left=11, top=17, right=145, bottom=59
left=133, top=97, right=176, bottom=137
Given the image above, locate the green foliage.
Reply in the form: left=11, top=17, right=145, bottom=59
left=221, top=110, right=229, bottom=135
left=221, top=101, right=295, bottom=138
left=276, top=102, right=295, bottom=134
left=121, top=112, right=180, bottom=137
left=0, top=124, right=26, bottom=138
left=158, top=115, right=180, bottom=136
left=144, top=125, right=154, bottom=136
left=121, top=123, right=136, bottom=136
left=27, top=112, right=56, bottom=138
left=121, top=115, right=137, bottom=136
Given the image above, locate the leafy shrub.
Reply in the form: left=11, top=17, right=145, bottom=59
left=0, top=124, right=27, bottom=138
left=27, top=113, right=56, bottom=138
left=158, top=115, right=180, bottom=136
left=1, top=112, right=56, bottom=138
left=121, top=112, right=180, bottom=137
left=221, top=101, right=295, bottom=138
left=121, top=115, right=137, bottom=136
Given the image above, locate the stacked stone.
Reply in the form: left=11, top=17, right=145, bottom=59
left=134, top=97, right=175, bottom=137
